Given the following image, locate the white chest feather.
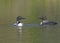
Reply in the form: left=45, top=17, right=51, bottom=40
left=40, top=20, right=48, bottom=25
left=17, top=23, right=23, bottom=26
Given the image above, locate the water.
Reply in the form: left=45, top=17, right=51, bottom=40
left=41, top=24, right=60, bottom=43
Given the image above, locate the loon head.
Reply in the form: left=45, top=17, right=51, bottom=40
left=39, top=16, right=47, bottom=20
left=16, top=16, right=25, bottom=21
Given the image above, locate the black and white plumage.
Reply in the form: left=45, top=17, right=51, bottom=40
left=13, top=16, right=25, bottom=29
left=40, top=20, right=58, bottom=25
left=39, top=16, right=58, bottom=25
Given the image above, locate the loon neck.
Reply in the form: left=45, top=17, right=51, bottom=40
left=17, top=21, right=21, bottom=24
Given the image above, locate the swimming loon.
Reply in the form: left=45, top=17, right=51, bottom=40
left=13, top=16, right=25, bottom=27
left=16, top=16, right=25, bottom=26
left=39, top=16, right=58, bottom=25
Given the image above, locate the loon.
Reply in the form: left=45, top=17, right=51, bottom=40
left=13, top=16, right=25, bottom=29
left=39, top=16, right=58, bottom=25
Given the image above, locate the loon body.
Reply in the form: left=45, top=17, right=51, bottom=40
left=13, top=21, right=23, bottom=29
left=40, top=20, right=57, bottom=25
left=17, top=21, right=23, bottom=27
left=39, top=16, right=58, bottom=25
